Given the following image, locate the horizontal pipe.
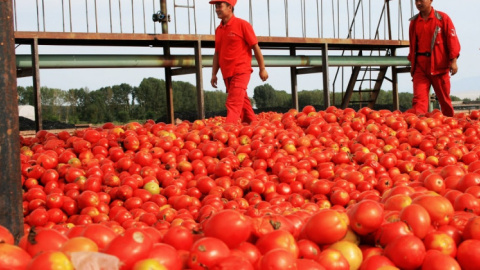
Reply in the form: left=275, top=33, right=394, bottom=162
left=15, top=54, right=410, bottom=69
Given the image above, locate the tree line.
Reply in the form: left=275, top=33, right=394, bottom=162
left=17, top=78, right=466, bottom=124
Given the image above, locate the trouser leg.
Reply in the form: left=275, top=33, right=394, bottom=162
left=431, top=72, right=454, bottom=117
left=225, top=73, right=253, bottom=124
left=412, top=57, right=433, bottom=115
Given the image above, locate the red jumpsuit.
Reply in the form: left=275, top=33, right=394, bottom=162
left=407, top=8, right=460, bottom=117
left=215, top=15, right=258, bottom=124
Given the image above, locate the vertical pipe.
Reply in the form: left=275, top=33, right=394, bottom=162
left=142, top=0, right=146, bottom=33
left=109, top=0, right=113, bottom=33
left=13, top=0, right=17, bottom=31
left=62, top=0, right=65, bottom=32
left=0, top=0, right=23, bottom=244
left=31, top=39, right=43, bottom=132
left=267, top=0, right=270, bottom=36
left=86, top=0, right=89, bottom=32
left=391, top=48, right=399, bottom=110
left=69, top=0, right=72, bottom=32
left=131, top=0, right=135, bottom=33
left=36, top=0, right=40, bottom=31
left=95, top=0, right=98, bottom=33
left=284, top=0, right=288, bottom=37
left=161, top=0, right=174, bottom=124
left=194, top=40, right=205, bottom=120
left=322, top=43, right=331, bottom=108
left=386, top=0, right=392, bottom=40
left=290, top=47, right=298, bottom=111
left=42, top=0, right=45, bottom=31
left=119, top=0, right=123, bottom=33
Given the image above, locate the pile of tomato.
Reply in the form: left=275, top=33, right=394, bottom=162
left=3, top=106, right=480, bottom=269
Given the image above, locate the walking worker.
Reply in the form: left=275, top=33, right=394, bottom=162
left=407, top=0, right=460, bottom=117
left=209, top=0, right=269, bottom=124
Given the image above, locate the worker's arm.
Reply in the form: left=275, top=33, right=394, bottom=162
left=211, top=52, right=220, bottom=88
left=253, top=44, right=268, bottom=81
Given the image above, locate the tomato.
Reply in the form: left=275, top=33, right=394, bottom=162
left=463, top=216, right=480, bottom=240
left=26, top=251, right=73, bottom=270
left=302, top=209, right=348, bottom=245
left=384, top=235, right=426, bottom=270
left=132, top=259, right=167, bottom=270
left=0, top=243, right=32, bottom=269
left=347, top=199, right=383, bottom=235
left=423, top=231, right=457, bottom=257
left=421, top=250, right=460, bottom=270
left=256, top=230, right=299, bottom=258
left=316, top=249, right=349, bottom=270
left=24, top=228, right=69, bottom=257
left=329, top=240, right=363, bottom=270
left=374, top=221, right=413, bottom=248
left=0, top=225, right=15, bottom=245
left=297, top=239, right=321, bottom=260
left=399, top=204, right=431, bottom=239
left=203, top=210, right=252, bottom=248
left=60, top=236, right=99, bottom=258
left=211, top=255, right=254, bottom=270
left=259, top=249, right=297, bottom=270
left=457, top=239, right=480, bottom=270
left=412, top=195, right=454, bottom=226
left=188, top=237, right=230, bottom=270
left=81, top=224, right=117, bottom=250
left=234, top=242, right=261, bottom=266
left=359, top=255, right=396, bottom=270
left=147, top=243, right=183, bottom=270
left=104, top=228, right=154, bottom=270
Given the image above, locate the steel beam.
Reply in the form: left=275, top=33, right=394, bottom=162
left=15, top=54, right=410, bottom=69
left=0, top=0, right=24, bottom=243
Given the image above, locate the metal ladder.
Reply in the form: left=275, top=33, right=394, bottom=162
left=173, top=0, right=197, bottom=34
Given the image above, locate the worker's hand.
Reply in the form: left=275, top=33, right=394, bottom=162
left=450, top=58, right=458, bottom=76
left=211, top=75, right=218, bottom=88
left=259, top=68, right=269, bottom=82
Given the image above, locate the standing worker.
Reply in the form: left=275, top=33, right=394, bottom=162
left=408, top=0, right=460, bottom=117
left=210, top=0, right=269, bottom=124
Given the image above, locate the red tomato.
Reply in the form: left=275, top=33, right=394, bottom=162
left=457, top=239, right=480, bottom=270
left=104, top=228, right=154, bottom=270
left=302, top=209, right=348, bottom=245
left=423, top=231, right=457, bottom=257
left=384, top=235, right=426, bottom=270
left=399, top=204, right=431, bottom=239
left=0, top=243, right=32, bottom=269
left=188, top=237, right=230, bottom=270
left=24, top=228, right=69, bottom=257
left=0, top=225, right=15, bottom=245
left=347, top=199, right=384, bottom=235
left=211, top=255, right=254, bottom=270
left=256, top=230, right=299, bottom=258
left=162, top=226, right=194, bottom=251
left=81, top=224, right=117, bottom=250
left=259, top=249, right=297, bottom=270
left=26, top=250, right=73, bottom=270
left=147, top=243, right=183, bottom=270
left=202, top=209, right=252, bottom=249
left=421, top=250, right=460, bottom=270
left=359, top=255, right=395, bottom=270
left=316, top=248, right=349, bottom=270
left=413, top=195, right=454, bottom=226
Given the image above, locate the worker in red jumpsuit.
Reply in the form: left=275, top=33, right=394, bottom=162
left=407, top=0, right=460, bottom=117
left=210, top=0, right=269, bottom=124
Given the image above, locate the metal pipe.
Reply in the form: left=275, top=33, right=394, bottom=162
left=15, top=54, right=410, bottom=68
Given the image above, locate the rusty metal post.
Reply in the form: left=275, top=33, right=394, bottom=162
left=31, top=38, right=43, bottom=131
left=290, top=47, right=298, bottom=111
left=194, top=40, right=205, bottom=120
left=322, top=43, right=331, bottom=108
left=161, top=0, right=174, bottom=124
left=0, top=0, right=24, bottom=243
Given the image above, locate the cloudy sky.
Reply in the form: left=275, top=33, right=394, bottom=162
left=14, top=0, right=480, bottom=100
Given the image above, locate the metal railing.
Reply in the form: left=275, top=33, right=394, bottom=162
left=12, top=0, right=415, bottom=40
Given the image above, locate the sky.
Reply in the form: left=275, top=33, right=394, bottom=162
left=14, top=0, right=480, bottom=101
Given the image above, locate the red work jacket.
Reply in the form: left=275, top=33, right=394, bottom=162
left=408, top=8, right=461, bottom=76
